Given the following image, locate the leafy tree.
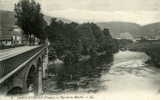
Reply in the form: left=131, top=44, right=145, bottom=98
left=90, top=23, right=106, bottom=52
left=46, top=19, right=82, bottom=65
left=46, top=19, right=66, bottom=57
left=63, top=22, right=82, bottom=64
left=14, top=0, right=47, bottom=45
left=47, top=20, right=119, bottom=80
left=103, top=28, right=119, bottom=53
left=76, top=23, right=98, bottom=55
left=47, top=19, right=119, bottom=66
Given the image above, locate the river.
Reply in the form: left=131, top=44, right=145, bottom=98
left=45, top=50, right=160, bottom=96
left=100, top=50, right=160, bottom=93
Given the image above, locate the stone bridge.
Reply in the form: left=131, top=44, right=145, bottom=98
left=0, top=45, right=48, bottom=95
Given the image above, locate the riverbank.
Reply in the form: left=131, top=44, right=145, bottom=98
left=128, top=40, right=160, bottom=67
left=145, top=47, right=160, bottom=67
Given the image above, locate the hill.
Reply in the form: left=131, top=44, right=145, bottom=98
left=96, top=21, right=141, bottom=39
left=0, top=10, right=73, bottom=40
left=0, top=10, right=72, bottom=28
left=1, top=10, right=160, bottom=40
left=96, top=21, right=160, bottom=39
left=139, top=23, right=160, bottom=38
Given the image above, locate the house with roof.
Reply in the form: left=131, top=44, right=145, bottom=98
left=0, top=10, right=25, bottom=47
left=0, top=25, right=24, bottom=46
left=12, top=25, right=24, bottom=45
left=0, top=10, right=42, bottom=47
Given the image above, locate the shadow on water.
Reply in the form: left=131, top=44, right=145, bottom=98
left=46, top=54, right=113, bottom=93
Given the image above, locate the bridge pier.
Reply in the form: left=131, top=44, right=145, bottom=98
left=37, top=66, right=43, bottom=95
left=42, top=48, right=48, bottom=79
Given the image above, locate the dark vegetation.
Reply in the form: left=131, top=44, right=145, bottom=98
left=46, top=18, right=119, bottom=91
left=14, top=0, right=47, bottom=45
left=46, top=54, right=113, bottom=92
left=128, top=40, right=160, bottom=67
left=13, top=0, right=119, bottom=80
left=46, top=18, right=119, bottom=64
left=145, top=46, right=160, bottom=67
left=117, top=39, right=133, bottom=49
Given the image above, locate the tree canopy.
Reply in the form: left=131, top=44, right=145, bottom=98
left=47, top=19, right=119, bottom=65
left=14, top=0, right=47, bottom=44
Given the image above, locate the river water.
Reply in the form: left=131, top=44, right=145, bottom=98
left=45, top=50, right=160, bottom=96
left=100, top=50, right=160, bottom=93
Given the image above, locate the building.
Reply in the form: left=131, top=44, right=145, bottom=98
left=0, top=26, right=13, bottom=46
left=12, top=25, right=23, bottom=45
left=0, top=25, right=24, bottom=46
left=0, top=10, right=40, bottom=47
left=0, top=10, right=25, bottom=47
left=0, top=10, right=14, bottom=46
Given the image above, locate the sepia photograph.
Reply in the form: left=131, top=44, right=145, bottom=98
left=1, top=0, right=160, bottom=100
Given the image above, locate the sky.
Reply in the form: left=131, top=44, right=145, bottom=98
left=0, top=0, right=160, bottom=25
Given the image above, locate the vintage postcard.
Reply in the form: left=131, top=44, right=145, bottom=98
left=0, top=0, right=160, bottom=100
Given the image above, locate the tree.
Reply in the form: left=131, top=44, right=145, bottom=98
left=90, top=23, right=106, bottom=52
left=46, top=19, right=82, bottom=64
left=76, top=23, right=98, bottom=55
left=102, top=28, right=119, bottom=53
left=14, top=0, right=47, bottom=45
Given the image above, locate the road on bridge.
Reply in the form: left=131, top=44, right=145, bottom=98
left=0, top=46, right=39, bottom=61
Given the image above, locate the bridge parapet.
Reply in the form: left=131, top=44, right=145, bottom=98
left=0, top=45, right=48, bottom=95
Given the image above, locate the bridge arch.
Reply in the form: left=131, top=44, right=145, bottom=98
left=26, top=64, right=36, bottom=93
left=0, top=46, right=48, bottom=95
left=7, top=87, right=23, bottom=95
left=24, top=57, right=43, bottom=94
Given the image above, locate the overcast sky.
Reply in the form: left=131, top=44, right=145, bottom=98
left=1, top=0, right=160, bottom=25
